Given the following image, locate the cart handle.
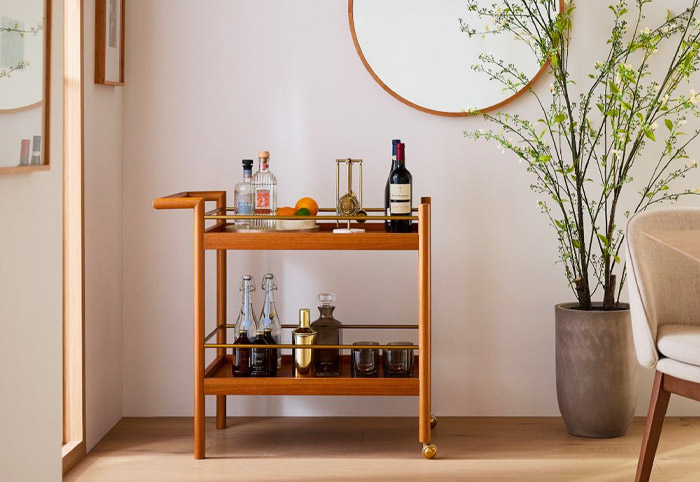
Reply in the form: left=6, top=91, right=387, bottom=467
left=153, top=191, right=226, bottom=210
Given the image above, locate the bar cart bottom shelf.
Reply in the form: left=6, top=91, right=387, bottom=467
left=204, top=355, right=420, bottom=396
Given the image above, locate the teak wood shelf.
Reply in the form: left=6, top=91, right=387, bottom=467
left=153, top=191, right=435, bottom=459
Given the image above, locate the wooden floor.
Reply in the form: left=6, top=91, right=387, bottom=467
left=65, top=417, right=700, bottom=481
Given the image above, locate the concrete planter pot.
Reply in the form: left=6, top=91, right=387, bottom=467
left=555, top=303, right=638, bottom=438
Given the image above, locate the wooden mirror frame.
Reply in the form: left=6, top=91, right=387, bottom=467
left=0, top=0, right=52, bottom=174
left=348, top=0, right=559, bottom=117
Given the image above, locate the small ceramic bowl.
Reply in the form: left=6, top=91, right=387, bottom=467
left=276, top=219, right=317, bottom=231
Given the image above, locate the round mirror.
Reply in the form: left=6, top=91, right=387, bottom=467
left=0, top=0, right=46, bottom=112
left=349, top=0, right=550, bottom=116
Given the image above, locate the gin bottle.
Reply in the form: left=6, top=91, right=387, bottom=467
left=311, top=293, right=343, bottom=377
left=252, top=151, right=277, bottom=230
left=259, top=273, right=282, bottom=370
left=234, top=159, right=254, bottom=228
left=234, top=275, right=258, bottom=339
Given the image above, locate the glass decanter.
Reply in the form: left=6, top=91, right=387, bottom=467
left=311, top=293, right=343, bottom=377
left=259, top=273, right=282, bottom=369
left=234, top=275, right=258, bottom=339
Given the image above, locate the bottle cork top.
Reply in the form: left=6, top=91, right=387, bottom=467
left=258, top=151, right=270, bottom=159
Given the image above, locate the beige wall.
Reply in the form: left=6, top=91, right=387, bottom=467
left=0, top=0, right=64, bottom=479
left=121, top=0, right=700, bottom=418
left=83, top=0, right=124, bottom=451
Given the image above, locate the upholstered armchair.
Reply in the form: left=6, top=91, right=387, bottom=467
left=625, top=208, right=700, bottom=482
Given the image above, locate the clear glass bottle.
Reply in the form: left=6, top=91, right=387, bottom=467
left=234, top=275, right=258, bottom=339
left=311, top=293, right=343, bottom=377
left=259, top=273, right=282, bottom=370
left=292, top=308, right=316, bottom=377
left=252, top=150, right=277, bottom=230
left=233, top=329, right=251, bottom=377
left=234, top=159, right=255, bottom=228
left=250, top=331, right=269, bottom=377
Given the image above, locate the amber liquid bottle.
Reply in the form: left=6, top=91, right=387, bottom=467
left=250, top=331, right=269, bottom=377
left=233, top=329, right=252, bottom=377
left=311, top=293, right=343, bottom=377
left=263, top=328, right=277, bottom=376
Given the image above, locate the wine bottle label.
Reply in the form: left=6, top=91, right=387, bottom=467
left=255, top=189, right=271, bottom=212
left=390, top=184, right=411, bottom=214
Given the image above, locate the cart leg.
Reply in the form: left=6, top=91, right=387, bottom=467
left=193, top=202, right=206, bottom=459
left=216, top=249, right=227, bottom=430
left=418, top=198, right=434, bottom=459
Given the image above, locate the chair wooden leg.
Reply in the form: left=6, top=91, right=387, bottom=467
left=635, top=371, right=671, bottom=482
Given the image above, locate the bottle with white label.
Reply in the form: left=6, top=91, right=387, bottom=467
left=252, top=151, right=277, bottom=230
left=387, top=142, right=412, bottom=233
left=234, top=159, right=254, bottom=228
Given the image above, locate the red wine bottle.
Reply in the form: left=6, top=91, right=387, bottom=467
left=385, top=139, right=401, bottom=231
left=388, top=142, right=413, bottom=233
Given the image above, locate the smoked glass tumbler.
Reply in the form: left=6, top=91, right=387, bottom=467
left=351, top=341, right=379, bottom=378
left=382, top=341, right=415, bottom=378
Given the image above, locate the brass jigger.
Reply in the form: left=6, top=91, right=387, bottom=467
left=335, top=158, right=365, bottom=232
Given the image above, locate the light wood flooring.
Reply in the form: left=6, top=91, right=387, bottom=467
left=65, top=417, right=700, bottom=481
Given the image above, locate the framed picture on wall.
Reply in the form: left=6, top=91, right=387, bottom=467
left=0, top=0, right=51, bottom=174
left=95, top=0, right=124, bottom=85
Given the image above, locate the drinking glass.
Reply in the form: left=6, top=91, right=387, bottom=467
left=382, top=341, right=414, bottom=378
left=351, top=341, right=379, bottom=378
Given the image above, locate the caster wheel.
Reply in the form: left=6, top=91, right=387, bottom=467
left=422, top=443, right=438, bottom=459
left=430, top=415, right=438, bottom=429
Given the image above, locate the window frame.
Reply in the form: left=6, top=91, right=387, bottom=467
left=62, top=0, right=85, bottom=474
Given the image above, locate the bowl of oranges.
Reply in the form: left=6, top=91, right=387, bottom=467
left=276, top=197, right=319, bottom=231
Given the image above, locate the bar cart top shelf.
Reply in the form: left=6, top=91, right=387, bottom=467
left=153, top=191, right=429, bottom=252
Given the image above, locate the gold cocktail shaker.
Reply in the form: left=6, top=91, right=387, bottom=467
left=292, top=308, right=316, bottom=377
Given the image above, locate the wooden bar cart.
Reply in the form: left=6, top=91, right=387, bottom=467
left=153, top=191, right=436, bottom=459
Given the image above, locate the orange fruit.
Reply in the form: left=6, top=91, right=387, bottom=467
left=276, top=207, right=296, bottom=216
left=295, top=197, right=319, bottom=216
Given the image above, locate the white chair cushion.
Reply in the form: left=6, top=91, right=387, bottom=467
left=657, top=357, right=700, bottom=384
left=657, top=324, right=700, bottom=366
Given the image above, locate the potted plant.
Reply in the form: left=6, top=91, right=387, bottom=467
left=464, top=0, right=700, bottom=437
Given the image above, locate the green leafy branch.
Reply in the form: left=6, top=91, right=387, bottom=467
left=464, top=0, right=700, bottom=310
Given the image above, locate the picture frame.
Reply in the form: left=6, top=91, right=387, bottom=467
left=0, top=0, right=52, bottom=174
left=95, top=0, right=124, bottom=86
